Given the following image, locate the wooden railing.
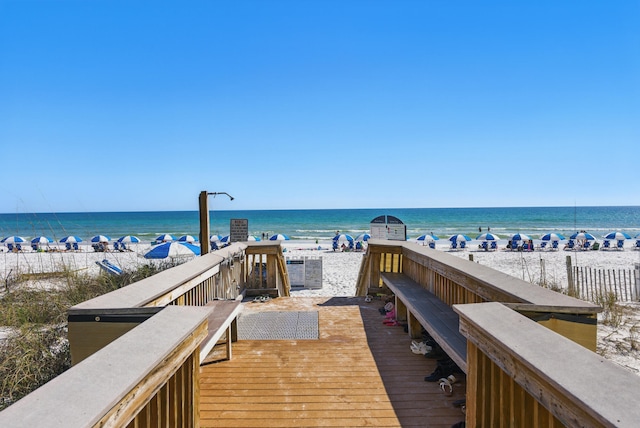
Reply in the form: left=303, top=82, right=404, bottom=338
left=356, top=240, right=640, bottom=427
left=0, top=242, right=291, bottom=427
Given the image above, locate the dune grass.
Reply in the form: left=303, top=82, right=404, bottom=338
left=0, top=263, right=164, bottom=410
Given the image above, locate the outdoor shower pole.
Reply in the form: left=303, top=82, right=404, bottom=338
left=199, top=191, right=235, bottom=256
left=199, top=191, right=211, bottom=255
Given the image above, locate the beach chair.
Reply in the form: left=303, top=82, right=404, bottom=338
left=566, top=240, right=575, bottom=250
left=551, top=241, right=559, bottom=250
left=65, top=242, right=72, bottom=251
left=460, top=241, right=466, bottom=249
left=602, top=240, right=610, bottom=249
left=634, top=240, right=640, bottom=250
left=481, top=241, right=488, bottom=251
left=113, top=242, right=120, bottom=251
left=450, top=242, right=458, bottom=250
left=428, top=241, right=435, bottom=249
left=583, top=241, right=591, bottom=250
left=540, top=241, right=548, bottom=250
left=616, top=240, right=625, bottom=250
left=490, top=241, right=497, bottom=251
left=7, top=243, right=14, bottom=252
left=72, top=242, right=79, bottom=251
left=31, top=243, right=39, bottom=251
left=121, top=242, right=128, bottom=251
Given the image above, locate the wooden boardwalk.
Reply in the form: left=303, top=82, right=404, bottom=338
left=200, top=297, right=466, bottom=427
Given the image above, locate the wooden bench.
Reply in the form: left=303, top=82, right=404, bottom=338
left=199, top=300, right=243, bottom=363
left=381, top=272, right=467, bottom=373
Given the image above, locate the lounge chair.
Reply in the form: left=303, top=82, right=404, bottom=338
left=635, top=240, right=640, bottom=250
left=72, top=242, right=79, bottom=251
left=583, top=241, right=591, bottom=250
left=65, top=242, right=72, bottom=251
left=539, top=241, right=548, bottom=250
left=602, top=240, right=610, bottom=249
left=480, top=241, right=488, bottom=251
left=450, top=242, right=458, bottom=250
left=460, top=241, right=466, bottom=249
left=428, top=241, right=435, bottom=249
left=565, top=240, right=575, bottom=250
left=490, top=241, right=497, bottom=251
left=31, top=243, right=39, bottom=251
left=551, top=241, right=559, bottom=250
left=616, top=240, right=625, bottom=250
left=7, top=243, right=14, bottom=252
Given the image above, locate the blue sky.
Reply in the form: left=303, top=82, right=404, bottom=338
left=1, top=0, right=638, bottom=213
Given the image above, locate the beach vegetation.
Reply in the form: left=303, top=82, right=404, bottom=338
left=0, top=262, right=166, bottom=410
left=597, top=292, right=624, bottom=328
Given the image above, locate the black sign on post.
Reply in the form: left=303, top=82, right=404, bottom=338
left=230, top=219, right=249, bottom=243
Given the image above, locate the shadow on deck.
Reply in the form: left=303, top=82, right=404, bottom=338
left=199, top=296, right=465, bottom=427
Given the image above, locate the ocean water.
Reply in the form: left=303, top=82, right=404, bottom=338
left=1, top=206, right=639, bottom=243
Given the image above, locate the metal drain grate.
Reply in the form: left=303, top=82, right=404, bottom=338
left=237, top=311, right=319, bottom=340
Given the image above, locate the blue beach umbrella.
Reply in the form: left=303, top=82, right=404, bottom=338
left=60, top=236, right=83, bottom=243
left=355, top=233, right=371, bottom=242
left=247, top=235, right=261, bottom=241
left=510, top=233, right=531, bottom=242
left=569, top=232, right=596, bottom=241
left=417, top=234, right=439, bottom=242
left=178, top=235, right=198, bottom=243
left=220, top=235, right=231, bottom=243
left=210, top=234, right=223, bottom=242
left=449, top=234, right=471, bottom=243
left=333, top=234, right=354, bottom=243
left=155, top=234, right=175, bottom=243
left=117, top=235, right=141, bottom=243
left=144, top=242, right=200, bottom=259
left=603, top=231, right=631, bottom=241
left=476, top=232, right=500, bottom=241
left=541, top=233, right=565, bottom=241
left=90, top=235, right=111, bottom=243
left=31, top=236, right=54, bottom=244
left=269, top=234, right=290, bottom=241
left=2, top=236, right=27, bottom=244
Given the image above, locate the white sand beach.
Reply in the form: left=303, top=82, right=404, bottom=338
left=2, top=240, right=640, bottom=373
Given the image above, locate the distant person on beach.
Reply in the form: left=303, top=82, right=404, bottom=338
left=479, top=227, right=482, bottom=233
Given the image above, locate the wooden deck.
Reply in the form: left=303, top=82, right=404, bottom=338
left=200, top=297, right=466, bottom=427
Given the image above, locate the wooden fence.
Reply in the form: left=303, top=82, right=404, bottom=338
left=571, top=265, right=640, bottom=302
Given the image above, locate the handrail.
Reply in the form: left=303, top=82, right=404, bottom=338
left=0, top=306, right=210, bottom=428
left=456, top=302, right=640, bottom=427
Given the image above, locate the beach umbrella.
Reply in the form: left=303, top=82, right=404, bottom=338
left=60, top=236, right=83, bottom=243
left=269, top=234, right=290, bottom=241
left=117, top=235, right=141, bottom=243
left=416, top=234, right=438, bottom=242
left=210, top=234, right=223, bottom=242
left=476, top=232, right=500, bottom=241
left=449, top=234, right=471, bottom=243
left=31, top=236, right=53, bottom=244
left=333, top=234, right=354, bottom=243
left=569, top=232, right=596, bottom=241
left=178, top=235, right=198, bottom=243
left=2, top=236, right=27, bottom=244
left=144, top=242, right=200, bottom=259
left=635, top=233, right=640, bottom=239
left=510, top=233, right=530, bottom=242
left=90, top=235, right=111, bottom=243
left=220, top=235, right=231, bottom=243
left=603, top=231, right=631, bottom=241
left=355, top=233, right=372, bottom=242
left=247, top=235, right=261, bottom=241
left=541, top=233, right=565, bottom=241
left=155, top=234, right=175, bottom=243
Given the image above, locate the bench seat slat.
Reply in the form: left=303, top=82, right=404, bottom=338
left=381, top=273, right=467, bottom=373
